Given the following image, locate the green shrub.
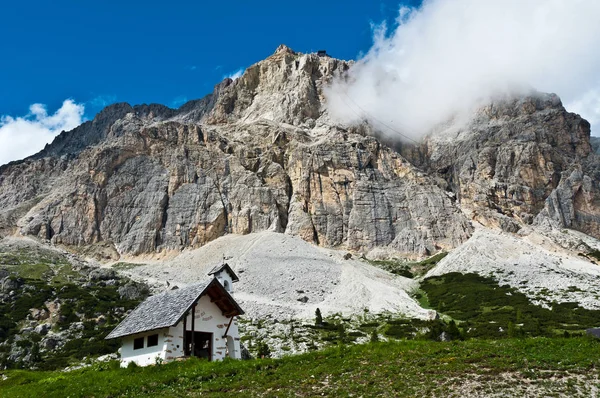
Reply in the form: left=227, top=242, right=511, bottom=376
left=421, top=272, right=600, bottom=338
left=256, top=341, right=271, bottom=358
left=315, top=308, right=323, bottom=326
left=370, top=329, right=379, bottom=342
left=127, top=361, right=138, bottom=369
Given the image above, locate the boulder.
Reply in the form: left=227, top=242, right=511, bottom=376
left=29, top=308, right=49, bottom=321
left=88, top=268, right=116, bottom=282
left=33, top=323, right=51, bottom=336
left=117, top=282, right=147, bottom=300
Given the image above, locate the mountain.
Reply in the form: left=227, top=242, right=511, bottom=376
left=1, top=45, right=599, bottom=260
left=0, top=45, right=472, bottom=258
left=403, top=94, right=600, bottom=239
left=2, top=45, right=600, bottom=369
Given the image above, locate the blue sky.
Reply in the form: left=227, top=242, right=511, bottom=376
left=2, top=1, right=599, bottom=166
left=0, top=0, right=419, bottom=119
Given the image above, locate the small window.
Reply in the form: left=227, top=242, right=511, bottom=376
left=147, top=334, right=159, bottom=347
left=223, top=280, right=230, bottom=291
left=133, top=337, right=144, bottom=350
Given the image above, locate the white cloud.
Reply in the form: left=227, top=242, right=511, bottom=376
left=567, top=90, right=600, bottom=129
left=224, top=68, right=245, bottom=80
left=0, top=99, right=85, bottom=166
left=326, top=0, right=600, bottom=140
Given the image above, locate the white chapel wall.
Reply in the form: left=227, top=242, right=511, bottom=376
left=181, top=294, right=241, bottom=360
left=120, top=328, right=169, bottom=367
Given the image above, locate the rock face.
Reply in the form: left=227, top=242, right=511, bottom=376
left=0, top=46, right=471, bottom=258
left=0, top=45, right=598, bottom=259
left=402, top=94, right=600, bottom=240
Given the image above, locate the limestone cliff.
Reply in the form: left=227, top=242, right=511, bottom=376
left=401, top=93, right=600, bottom=240
left=1, top=46, right=598, bottom=259
left=0, top=46, right=471, bottom=258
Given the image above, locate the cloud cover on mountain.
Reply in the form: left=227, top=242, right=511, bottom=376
left=325, top=0, right=600, bottom=139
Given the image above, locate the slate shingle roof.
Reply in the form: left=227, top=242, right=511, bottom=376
left=208, top=262, right=239, bottom=282
left=106, top=280, right=212, bottom=339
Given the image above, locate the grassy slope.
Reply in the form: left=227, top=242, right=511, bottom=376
left=2, top=338, right=599, bottom=397
left=366, top=252, right=448, bottom=279
left=0, top=246, right=146, bottom=369
left=421, top=272, right=600, bottom=338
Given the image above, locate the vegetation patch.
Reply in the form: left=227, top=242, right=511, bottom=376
left=366, top=259, right=414, bottom=278
left=421, top=272, right=600, bottom=338
left=365, top=252, right=448, bottom=278
left=111, top=262, right=145, bottom=271
left=586, top=249, right=600, bottom=262
left=1, top=337, right=599, bottom=397
left=0, top=246, right=148, bottom=370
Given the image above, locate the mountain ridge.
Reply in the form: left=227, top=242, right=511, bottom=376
left=0, top=45, right=598, bottom=262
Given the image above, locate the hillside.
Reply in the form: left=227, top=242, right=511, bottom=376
left=118, top=231, right=431, bottom=320
left=2, top=338, right=599, bottom=397
left=0, top=238, right=148, bottom=369
left=1, top=45, right=600, bottom=374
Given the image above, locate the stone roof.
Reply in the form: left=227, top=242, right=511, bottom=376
left=208, top=262, right=239, bottom=282
left=106, top=278, right=242, bottom=339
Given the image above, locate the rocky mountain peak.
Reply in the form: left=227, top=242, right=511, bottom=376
left=201, top=45, right=350, bottom=127
left=0, top=49, right=598, bottom=261
left=400, top=91, right=598, bottom=236
left=30, top=102, right=135, bottom=160
left=274, top=44, right=296, bottom=55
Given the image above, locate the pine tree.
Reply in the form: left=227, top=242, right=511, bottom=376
left=30, top=342, right=41, bottom=363
left=447, top=320, right=462, bottom=340
left=507, top=321, right=516, bottom=338
left=370, top=329, right=379, bottom=343
left=257, top=340, right=271, bottom=358
left=315, top=308, right=323, bottom=326
left=337, top=323, right=346, bottom=343
left=516, top=308, right=523, bottom=323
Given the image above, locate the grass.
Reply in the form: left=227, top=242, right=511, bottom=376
left=1, top=337, right=599, bottom=397
left=365, top=252, right=448, bottom=279
left=111, top=262, right=145, bottom=270
left=412, top=288, right=431, bottom=308
left=421, top=272, right=600, bottom=338
left=50, top=264, right=81, bottom=285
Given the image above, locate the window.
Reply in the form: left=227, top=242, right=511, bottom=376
left=223, top=280, right=230, bottom=291
left=133, top=337, right=144, bottom=350
left=147, top=334, right=159, bottom=347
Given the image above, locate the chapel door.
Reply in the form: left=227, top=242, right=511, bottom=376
left=186, top=331, right=212, bottom=361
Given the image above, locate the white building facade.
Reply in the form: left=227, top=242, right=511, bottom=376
left=106, top=265, right=243, bottom=367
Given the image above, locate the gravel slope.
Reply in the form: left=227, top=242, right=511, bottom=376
left=122, top=231, right=433, bottom=320
left=426, top=226, right=600, bottom=309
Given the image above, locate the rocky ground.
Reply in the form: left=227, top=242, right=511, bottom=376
left=119, top=231, right=432, bottom=321
left=426, top=225, right=600, bottom=310
left=0, top=237, right=148, bottom=370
